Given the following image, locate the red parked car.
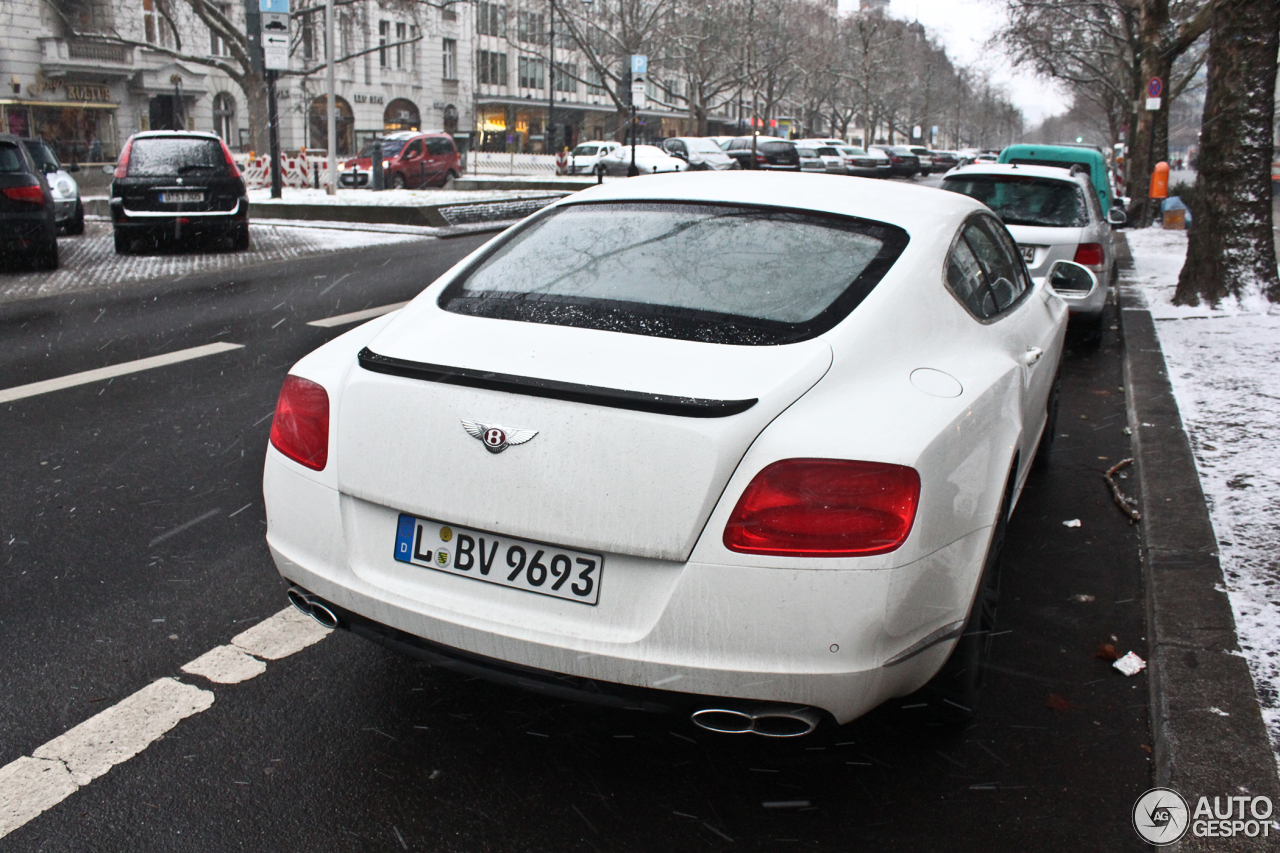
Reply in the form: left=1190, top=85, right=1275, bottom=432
left=340, top=131, right=460, bottom=189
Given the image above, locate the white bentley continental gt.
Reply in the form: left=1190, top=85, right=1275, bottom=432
left=264, top=172, right=1098, bottom=736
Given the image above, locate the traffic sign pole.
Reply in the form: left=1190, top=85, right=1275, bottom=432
left=259, top=0, right=289, bottom=198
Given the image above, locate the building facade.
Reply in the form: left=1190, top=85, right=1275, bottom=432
left=0, top=0, right=473, bottom=163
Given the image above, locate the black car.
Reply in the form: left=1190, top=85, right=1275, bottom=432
left=725, top=136, right=801, bottom=171
left=929, top=150, right=960, bottom=172
left=870, top=145, right=921, bottom=177
left=0, top=133, right=58, bottom=270
left=110, top=131, right=249, bottom=254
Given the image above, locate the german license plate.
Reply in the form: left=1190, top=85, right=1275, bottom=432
left=1020, top=245, right=1036, bottom=263
left=160, top=191, right=203, bottom=203
left=393, top=514, right=603, bottom=605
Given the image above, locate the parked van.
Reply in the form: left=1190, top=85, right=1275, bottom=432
left=998, top=144, right=1117, bottom=216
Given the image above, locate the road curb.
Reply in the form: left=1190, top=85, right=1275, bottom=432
left=1116, top=232, right=1280, bottom=851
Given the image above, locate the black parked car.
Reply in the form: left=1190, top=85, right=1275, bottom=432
left=0, top=133, right=58, bottom=270
left=110, top=131, right=249, bottom=254
left=870, top=145, right=921, bottom=177
left=724, top=136, right=801, bottom=171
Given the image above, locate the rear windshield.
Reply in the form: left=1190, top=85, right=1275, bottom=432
left=687, top=139, right=723, bottom=154
left=943, top=175, right=1089, bottom=228
left=0, top=142, right=26, bottom=172
left=1009, top=157, right=1091, bottom=178
left=127, top=138, right=228, bottom=177
left=796, top=147, right=817, bottom=157
left=760, top=142, right=793, bottom=155
left=817, top=147, right=838, bottom=156
left=438, top=202, right=909, bottom=346
left=840, top=147, right=862, bottom=155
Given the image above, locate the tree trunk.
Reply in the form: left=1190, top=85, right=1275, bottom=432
left=1127, top=0, right=1173, bottom=224
left=1173, top=0, right=1280, bottom=306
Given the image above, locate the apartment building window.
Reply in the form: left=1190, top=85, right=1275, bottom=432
left=518, top=11, right=544, bottom=44
left=378, top=20, right=390, bottom=67
left=142, top=0, right=172, bottom=47
left=554, top=62, right=576, bottom=93
left=477, top=2, right=506, bottom=36
left=477, top=49, right=507, bottom=86
left=585, top=66, right=605, bottom=97
left=442, top=38, right=457, bottom=80
left=395, top=22, right=406, bottom=68
left=410, top=25, right=419, bottom=70
left=518, top=56, right=544, bottom=89
left=209, top=3, right=232, bottom=55
left=300, top=14, right=314, bottom=61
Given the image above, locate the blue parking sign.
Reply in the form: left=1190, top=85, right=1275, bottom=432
left=260, top=0, right=289, bottom=13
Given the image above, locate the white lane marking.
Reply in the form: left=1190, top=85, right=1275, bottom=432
left=31, top=678, right=214, bottom=786
left=306, top=302, right=407, bottom=328
left=0, top=758, right=78, bottom=838
left=230, top=605, right=331, bottom=660
left=0, top=607, right=331, bottom=839
left=0, top=342, right=244, bottom=405
left=181, top=645, right=268, bottom=684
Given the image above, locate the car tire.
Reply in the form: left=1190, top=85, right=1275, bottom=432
left=923, top=465, right=1015, bottom=726
left=65, top=200, right=85, bottom=235
left=389, top=173, right=406, bottom=190
left=113, top=230, right=131, bottom=254
left=233, top=224, right=250, bottom=251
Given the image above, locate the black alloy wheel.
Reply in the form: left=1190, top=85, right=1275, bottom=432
left=389, top=173, right=406, bottom=190
left=65, top=199, right=85, bottom=235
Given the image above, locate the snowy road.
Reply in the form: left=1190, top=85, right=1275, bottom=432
left=0, top=219, right=426, bottom=306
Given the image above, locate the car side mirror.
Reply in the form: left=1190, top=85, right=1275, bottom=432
left=42, top=163, right=58, bottom=174
left=1045, top=260, right=1099, bottom=299
left=103, top=164, right=115, bottom=174
left=1107, top=207, right=1127, bottom=226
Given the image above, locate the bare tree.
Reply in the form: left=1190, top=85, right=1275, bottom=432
left=1174, top=0, right=1279, bottom=305
left=667, top=0, right=747, bottom=135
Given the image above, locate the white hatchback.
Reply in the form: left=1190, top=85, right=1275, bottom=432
left=567, top=141, right=621, bottom=176
left=265, top=173, right=1089, bottom=736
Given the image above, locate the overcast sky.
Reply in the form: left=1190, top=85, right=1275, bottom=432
left=835, top=0, right=1071, bottom=125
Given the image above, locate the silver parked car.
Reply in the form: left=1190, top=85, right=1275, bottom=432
left=941, top=163, right=1119, bottom=332
left=793, top=146, right=827, bottom=173
left=22, top=139, right=83, bottom=235
left=660, top=137, right=738, bottom=171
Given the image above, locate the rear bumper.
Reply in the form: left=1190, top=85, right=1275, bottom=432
left=0, top=213, right=53, bottom=250
left=264, top=454, right=990, bottom=724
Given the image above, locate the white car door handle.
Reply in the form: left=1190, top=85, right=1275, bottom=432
left=1021, top=347, right=1043, bottom=365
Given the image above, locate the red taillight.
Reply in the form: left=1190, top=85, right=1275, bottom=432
left=218, top=139, right=242, bottom=177
left=2, top=183, right=45, bottom=205
left=1073, top=242, right=1105, bottom=266
left=269, top=375, right=329, bottom=471
left=723, top=459, right=920, bottom=557
left=114, top=138, right=134, bottom=178
left=756, top=154, right=768, bottom=163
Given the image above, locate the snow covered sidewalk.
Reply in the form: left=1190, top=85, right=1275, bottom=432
left=1126, top=227, right=1280, bottom=762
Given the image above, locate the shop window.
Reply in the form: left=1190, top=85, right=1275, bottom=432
left=442, top=38, right=457, bottom=81
left=518, top=57, right=543, bottom=90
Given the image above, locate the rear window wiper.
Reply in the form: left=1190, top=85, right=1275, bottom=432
left=177, top=164, right=218, bottom=174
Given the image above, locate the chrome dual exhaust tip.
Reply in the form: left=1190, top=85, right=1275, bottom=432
left=287, top=587, right=339, bottom=630
left=690, top=705, right=823, bottom=737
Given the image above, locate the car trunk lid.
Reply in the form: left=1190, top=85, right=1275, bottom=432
left=336, top=309, right=832, bottom=562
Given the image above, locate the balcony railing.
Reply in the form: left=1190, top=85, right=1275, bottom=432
left=67, top=40, right=130, bottom=62
left=39, top=37, right=134, bottom=68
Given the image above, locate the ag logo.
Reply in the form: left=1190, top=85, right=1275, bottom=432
left=1133, top=787, right=1190, bottom=845
left=461, top=419, right=538, bottom=454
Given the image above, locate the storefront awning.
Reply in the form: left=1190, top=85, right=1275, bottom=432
left=0, top=99, right=118, bottom=109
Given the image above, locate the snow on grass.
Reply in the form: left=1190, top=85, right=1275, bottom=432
left=247, top=187, right=568, bottom=207
left=1126, top=226, right=1280, bottom=763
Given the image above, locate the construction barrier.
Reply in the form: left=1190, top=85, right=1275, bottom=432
left=240, top=149, right=336, bottom=191
left=470, top=152, right=559, bottom=175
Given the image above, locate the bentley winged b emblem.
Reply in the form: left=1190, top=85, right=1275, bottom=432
left=461, top=419, right=539, bottom=454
